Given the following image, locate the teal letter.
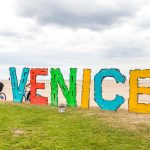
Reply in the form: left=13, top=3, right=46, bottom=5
left=94, top=69, right=125, bottom=111
left=50, top=68, right=77, bottom=107
left=9, top=67, right=29, bottom=103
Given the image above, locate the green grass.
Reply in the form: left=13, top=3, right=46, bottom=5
left=0, top=102, right=149, bottom=150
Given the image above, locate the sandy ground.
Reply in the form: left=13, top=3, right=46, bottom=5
left=1, top=80, right=150, bottom=110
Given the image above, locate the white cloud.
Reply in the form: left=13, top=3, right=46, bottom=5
left=0, top=0, right=150, bottom=79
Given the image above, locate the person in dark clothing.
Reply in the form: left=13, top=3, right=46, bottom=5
left=0, top=82, right=4, bottom=92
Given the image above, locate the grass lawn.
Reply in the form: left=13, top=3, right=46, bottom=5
left=0, top=102, right=149, bottom=150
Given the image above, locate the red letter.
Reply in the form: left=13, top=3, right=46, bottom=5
left=30, top=68, right=48, bottom=105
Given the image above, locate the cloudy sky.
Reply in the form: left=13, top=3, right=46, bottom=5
left=0, top=0, right=150, bottom=79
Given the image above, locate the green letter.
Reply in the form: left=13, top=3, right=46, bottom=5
left=50, top=68, right=77, bottom=107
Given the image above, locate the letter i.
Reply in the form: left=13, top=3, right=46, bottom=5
left=81, top=69, right=91, bottom=108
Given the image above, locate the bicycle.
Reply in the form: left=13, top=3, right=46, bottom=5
left=0, top=92, right=6, bottom=100
left=23, top=88, right=41, bottom=102
left=0, top=82, right=6, bottom=100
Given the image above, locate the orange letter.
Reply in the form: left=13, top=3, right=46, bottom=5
left=129, top=69, right=150, bottom=113
left=30, top=68, right=48, bottom=105
left=81, top=69, right=91, bottom=108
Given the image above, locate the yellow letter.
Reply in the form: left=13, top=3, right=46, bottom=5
left=129, top=69, right=150, bottom=113
left=81, top=69, right=91, bottom=109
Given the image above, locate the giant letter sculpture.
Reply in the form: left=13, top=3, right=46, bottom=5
left=129, top=69, right=150, bottom=113
left=81, top=69, right=91, bottom=109
left=94, top=69, right=126, bottom=111
left=9, top=67, right=29, bottom=103
left=30, top=68, right=48, bottom=105
left=50, top=68, right=77, bottom=107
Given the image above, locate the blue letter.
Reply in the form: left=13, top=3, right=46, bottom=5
left=9, top=67, right=29, bottom=103
left=94, top=69, right=126, bottom=111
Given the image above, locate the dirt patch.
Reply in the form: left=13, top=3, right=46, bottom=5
left=12, top=129, right=25, bottom=137
left=82, top=108, right=150, bottom=131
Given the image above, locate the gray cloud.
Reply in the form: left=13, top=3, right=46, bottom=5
left=0, top=31, right=19, bottom=37
left=0, top=50, right=103, bottom=67
left=104, top=48, right=146, bottom=59
left=17, top=0, right=142, bottom=30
